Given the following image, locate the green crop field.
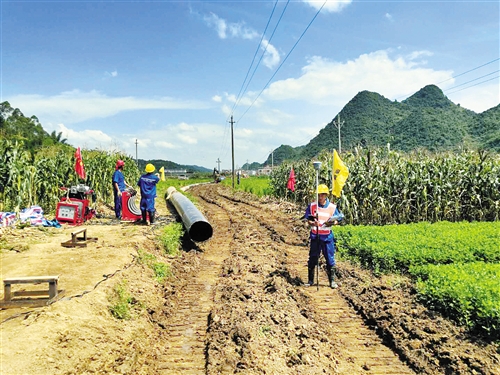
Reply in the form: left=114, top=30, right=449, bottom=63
left=221, top=175, right=271, bottom=197
left=335, top=221, right=500, bottom=337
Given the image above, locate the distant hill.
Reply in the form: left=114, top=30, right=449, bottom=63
left=263, top=85, right=499, bottom=165
left=137, top=159, right=211, bottom=174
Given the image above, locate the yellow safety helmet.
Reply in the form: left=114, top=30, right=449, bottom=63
left=317, top=184, right=329, bottom=194
left=145, top=163, right=155, bottom=173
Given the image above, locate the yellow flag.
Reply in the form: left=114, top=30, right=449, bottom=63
left=332, top=149, right=349, bottom=197
left=159, top=166, right=165, bottom=181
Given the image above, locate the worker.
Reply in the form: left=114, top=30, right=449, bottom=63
left=137, top=163, right=160, bottom=225
left=304, top=184, right=343, bottom=289
left=112, top=160, right=131, bottom=220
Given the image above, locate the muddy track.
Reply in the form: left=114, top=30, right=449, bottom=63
left=145, top=192, right=234, bottom=374
left=201, top=184, right=416, bottom=374
left=144, top=183, right=498, bottom=374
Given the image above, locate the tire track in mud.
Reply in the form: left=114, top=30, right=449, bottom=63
left=200, top=184, right=415, bottom=374
left=152, top=192, right=234, bottom=374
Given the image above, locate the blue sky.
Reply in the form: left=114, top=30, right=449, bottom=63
left=2, top=0, right=499, bottom=170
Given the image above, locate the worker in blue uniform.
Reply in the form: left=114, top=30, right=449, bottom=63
left=112, top=160, right=131, bottom=219
left=137, top=163, right=160, bottom=225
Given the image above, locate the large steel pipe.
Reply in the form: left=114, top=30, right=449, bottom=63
left=166, top=186, right=213, bottom=242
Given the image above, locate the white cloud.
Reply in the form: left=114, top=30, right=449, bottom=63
left=53, top=123, right=114, bottom=150
left=261, top=39, right=280, bottom=69
left=446, top=82, right=499, bottom=113
left=203, top=13, right=280, bottom=69
left=204, top=13, right=228, bottom=39
left=385, top=13, right=393, bottom=22
left=258, top=108, right=294, bottom=126
left=263, top=49, right=453, bottom=106
left=302, top=0, right=353, bottom=13
left=155, top=141, right=177, bottom=149
left=177, top=133, right=198, bottom=144
left=104, top=70, right=118, bottom=78
left=8, top=90, right=210, bottom=124
left=203, top=12, right=259, bottom=40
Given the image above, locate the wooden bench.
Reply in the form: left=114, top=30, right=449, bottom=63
left=1, top=275, right=65, bottom=308
left=61, top=227, right=98, bottom=248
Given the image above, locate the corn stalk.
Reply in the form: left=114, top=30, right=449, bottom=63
left=270, top=147, right=500, bottom=225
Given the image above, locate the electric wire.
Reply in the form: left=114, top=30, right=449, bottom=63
left=232, top=0, right=291, bottom=116
left=235, top=0, right=328, bottom=126
left=230, top=0, right=280, bottom=117
left=443, top=69, right=499, bottom=92
left=446, top=75, right=499, bottom=95
left=220, top=0, right=285, bottom=168
left=395, top=58, right=500, bottom=101
left=436, top=57, right=499, bottom=85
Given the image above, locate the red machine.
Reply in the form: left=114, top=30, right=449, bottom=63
left=56, top=185, right=96, bottom=225
left=121, top=188, right=142, bottom=221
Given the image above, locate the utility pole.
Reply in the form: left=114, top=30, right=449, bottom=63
left=216, top=158, right=221, bottom=173
left=230, top=115, right=235, bottom=189
left=135, top=139, right=138, bottom=165
left=270, top=150, right=274, bottom=170
left=332, top=114, right=345, bottom=154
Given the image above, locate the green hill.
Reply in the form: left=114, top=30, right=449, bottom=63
left=269, top=84, right=498, bottom=165
left=472, top=104, right=500, bottom=151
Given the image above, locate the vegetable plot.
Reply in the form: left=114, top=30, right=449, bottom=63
left=335, top=221, right=500, bottom=337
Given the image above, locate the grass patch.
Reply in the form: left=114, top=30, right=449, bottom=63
left=137, top=249, right=172, bottom=283
left=222, top=176, right=271, bottom=197
left=159, top=222, right=184, bottom=256
left=109, top=280, right=136, bottom=320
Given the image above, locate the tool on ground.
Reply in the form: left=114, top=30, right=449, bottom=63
left=121, top=188, right=142, bottom=221
left=61, top=227, right=98, bottom=248
left=56, top=184, right=96, bottom=225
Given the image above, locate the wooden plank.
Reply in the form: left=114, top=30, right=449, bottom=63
left=71, top=227, right=87, bottom=236
left=3, top=276, right=59, bottom=284
left=13, top=290, right=52, bottom=297
left=61, top=228, right=97, bottom=248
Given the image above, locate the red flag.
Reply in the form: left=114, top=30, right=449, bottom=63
left=74, top=147, right=86, bottom=180
left=286, top=167, right=296, bottom=192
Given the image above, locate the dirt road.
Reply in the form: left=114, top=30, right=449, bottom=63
left=0, top=183, right=498, bottom=374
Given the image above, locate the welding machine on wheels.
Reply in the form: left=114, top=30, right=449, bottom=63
left=121, top=188, right=142, bottom=221
left=56, top=184, right=97, bottom=225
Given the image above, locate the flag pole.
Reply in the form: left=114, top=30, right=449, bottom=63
left=313, top=161, right=322, bottom=291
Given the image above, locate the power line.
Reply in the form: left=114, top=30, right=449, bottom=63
left=221, top=0, right=283, bottom=164
left=232, top=0, right=291, bottom=116
left=436, top=57, right=499, bottom=85
left=235, top=0, right=328, bottom=125
left=395, top=58, right=500, bottom=101
left=230, top=0, right=280, bottom=117
left=443, top=69, right=499, bottom=92
left=446, top=75, right=499, bottom=95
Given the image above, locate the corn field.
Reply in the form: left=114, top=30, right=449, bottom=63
left=0, top=140, right=140, bottom=214
left=270, top=147, right=500, bottom=225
